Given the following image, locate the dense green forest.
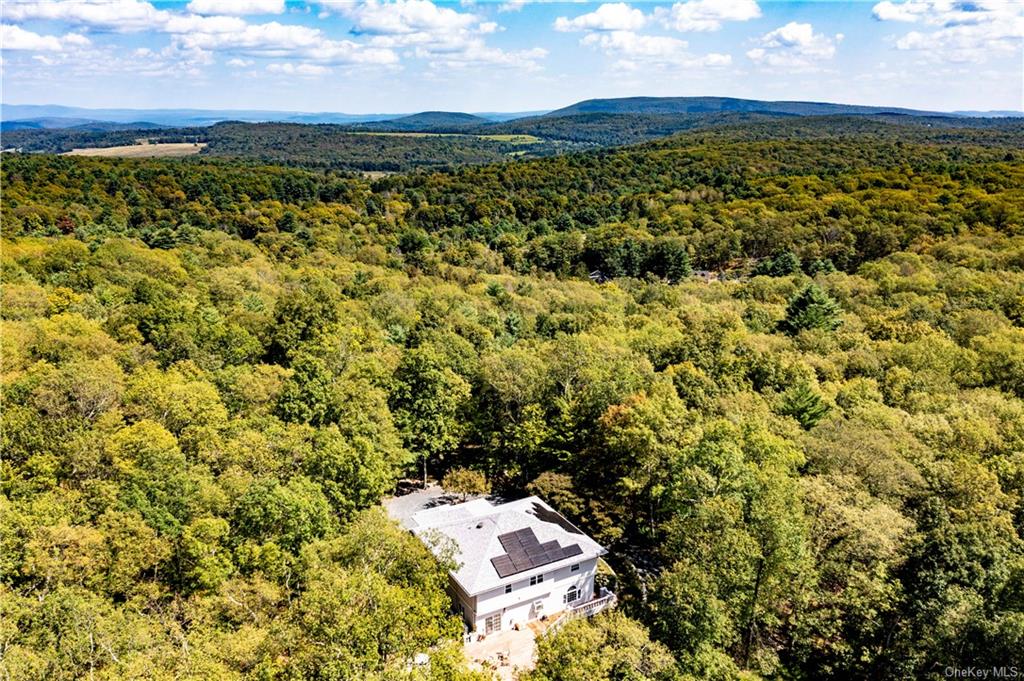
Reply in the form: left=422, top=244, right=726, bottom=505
left=2, top=117, right=1023, bottom=680
left=7, top=111, right=1020, bottom=171
left=1, top=122, right=560, bottom=172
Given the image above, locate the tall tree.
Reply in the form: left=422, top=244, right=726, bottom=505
left=390, top=345, right=471, bottom=485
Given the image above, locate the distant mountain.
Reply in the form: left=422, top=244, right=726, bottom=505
left=278, top=112, right=399, bottom=125
left=952, top=110, right=1024, bottom=118
left=2, top=117, right=100, bottom=131
left=68, top=121, right=168, bottom=132
left=5, top=99, right=989, bottom=131
left=473, top=110, right=550, bottom=121
left=1, top=117, right=169, bottom=133
left=482, top=111, right=786, bottom=145
left=353, top=111, right=492, bottom=132
left=0, top=104, right=398, bottom=127
left=545, top=97, right=944, bottom=118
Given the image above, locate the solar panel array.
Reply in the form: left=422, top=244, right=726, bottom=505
left=490, top=527, right=583, bottom=578
left=530, top=502, right=584, bottom=535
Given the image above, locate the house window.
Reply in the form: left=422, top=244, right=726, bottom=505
left=505, top=584, right=513, bottom=594
left=530, top=574, right=544, bottom=586
left=484, top=613, right=502, bottom=634
left=563, top=586, right=580, bottom=604
left=570, top=563, right=580, bottom=573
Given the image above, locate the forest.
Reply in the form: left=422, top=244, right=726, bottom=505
left=7, top=111, right=1021, bottom=172
left=1, top=115, right=1023, bottom=680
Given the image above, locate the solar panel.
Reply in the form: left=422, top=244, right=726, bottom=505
left=530, top=502, right=585, bottom=535
left=491, top=527, right=584, bottom=578
left=491, top=555, right=516, bottom=577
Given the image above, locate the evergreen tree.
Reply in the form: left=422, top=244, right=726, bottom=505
left=780, top=384, right=830, bottom=429
left=779, top=284, right=842, bottom=335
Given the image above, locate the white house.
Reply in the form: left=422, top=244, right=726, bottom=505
left=402, top=495, right=615, bottom=636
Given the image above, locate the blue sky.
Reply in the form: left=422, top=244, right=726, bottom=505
left=1, top=0, right=1021, bottom=113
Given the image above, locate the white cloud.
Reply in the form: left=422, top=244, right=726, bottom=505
left=3, top=0, right=257, bottom=35
left=344, top=0, right=542, bottom=70
left=163, top=14, right=249, bottom=34
left=2, top=0, right=169, bottom=32
left=267, top=61, right=329, bottom=75
left=1, top=23, right=90, bottom=51
left=871, top=0, right=1024, bottom=63
left=700, top=52, right=732, bottom=66
left=178, top=21, right=399, bottom=65
left=187, top=0, right=285, bottom=16
left=427, top=43, right=547, bottom=70
left=654, top=0, right=761, bottom=32
left=347, top=0, right=478, bottom=36
left=498, top=0, right=528, bottom=12
left=581, top=30, right=687, bottom=58
left=2, top=0, right=543, bottom=74
left=746, top=21, right=840, bottom=69
left=226, top=57, right=253, bottom=66
left=554, top=3, right=647, bottom=32
left=558, top=3, right=735, bottom=70
left=579, top=29, right=732, bottom=70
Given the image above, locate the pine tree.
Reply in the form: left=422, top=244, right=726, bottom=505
left=780, top=284, right=842, bottom=335
left=780, top=384, right=830, bottom=429
left=771, top=251, right=802, bottom=277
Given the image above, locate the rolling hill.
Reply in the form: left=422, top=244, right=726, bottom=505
left=350, top=111, right=492, bottom=132
left=544, top=96, right=943, bottom=118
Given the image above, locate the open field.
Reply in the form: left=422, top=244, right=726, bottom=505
left=477, top=134, right=543, bottom=143
left=64, top=142, right=207, bottom=158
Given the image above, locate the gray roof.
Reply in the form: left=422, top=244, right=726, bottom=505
left=407, top=496, right=605, bottom=596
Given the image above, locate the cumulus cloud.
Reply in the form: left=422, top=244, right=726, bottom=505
left=3, top=0, right=400, bottom=66
left=654, top=0, right=761, bottom=32
left=1, top=23, right=90, bottom=51
left=163, top=15, right=249, bottom=35
left=498, top=0, right=528, bottom=13
left=579, top=29, right=732, bottom=70
left=226, top=57, right=254, bottom=66
left=3, top=0, right=259, bottom=35
left=558, top=3, right=734, bottom=70
left=554, top=4, right=647, bottom=32
left=267, top=61, right=330, bottom=75
left=581, top=30, right=687, bottom=58
left=746, top=21, right=840, bottom=69
left=187, top=0, right=285, bottom=16
left=2, top=0, right=543, bottom=74
left=347, top=0, right=478, bottom=36
left=3, top=0, right=168, bottom=32
left=178, top=22, right=399, bottom=64
left=427, top=44, right=547, bottom=70
left=345, top=0, right=545, bottom=69
left=871, top=0, right=1023, bottom=62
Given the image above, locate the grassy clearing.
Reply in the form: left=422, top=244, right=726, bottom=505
left=478, top=134, right=543, bottom=144
left=64, top=142, right=207, bottom=158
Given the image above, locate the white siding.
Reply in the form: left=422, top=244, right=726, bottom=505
left=469, top=558, right=598, bottom=632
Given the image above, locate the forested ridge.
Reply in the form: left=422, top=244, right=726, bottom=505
left=2, top=118, right=1023, bottom=680
left=6, top=112, right=1020, bottom=171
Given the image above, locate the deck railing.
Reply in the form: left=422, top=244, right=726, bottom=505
left=542, top=588, right=617, bottom=637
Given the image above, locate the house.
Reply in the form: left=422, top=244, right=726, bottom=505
left=401, top=495, right=615, bottom=637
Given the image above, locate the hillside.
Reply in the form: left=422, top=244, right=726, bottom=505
left=355, top=111, right=492, bottom=132
left=545, top=95, right=941, bottom=117
left=0, top=120, right=562, bottom=171
left=2, top=118, right=1022, bottom=679
left=481, top=111, right=783, bottom=144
